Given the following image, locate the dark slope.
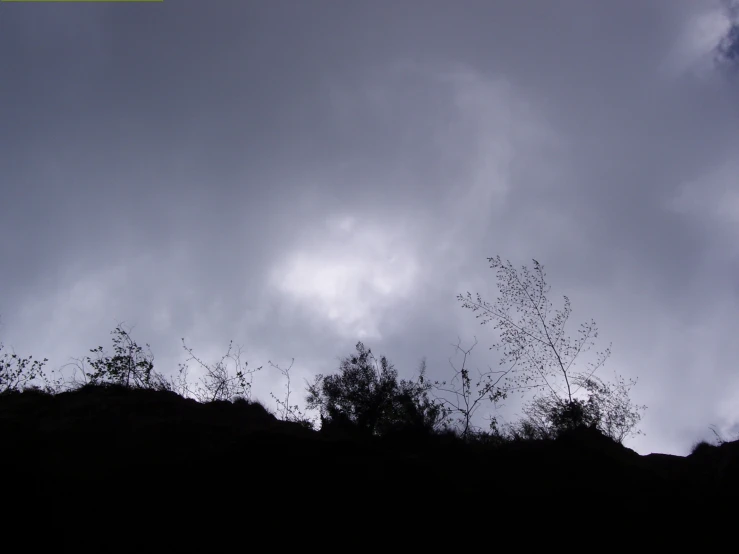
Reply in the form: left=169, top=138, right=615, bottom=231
left=1, top=385, right=737, bottom=507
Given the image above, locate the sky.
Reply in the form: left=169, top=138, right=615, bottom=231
left=1, top=0, right=739, bottom=455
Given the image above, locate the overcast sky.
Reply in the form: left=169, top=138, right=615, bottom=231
left=2, top=0, right=738, bottom=455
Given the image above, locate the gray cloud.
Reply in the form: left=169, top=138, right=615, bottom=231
left=2, top=0, right=738, bottom=455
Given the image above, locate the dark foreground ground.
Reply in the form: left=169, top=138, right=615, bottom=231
left=2, top=385, right=737, bottom=516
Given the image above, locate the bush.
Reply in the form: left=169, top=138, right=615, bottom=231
left=82, top=325, right=166, bottom=390
left=1, top=344, right=53, bottom=394
left=306, top=342, right=448, bottom=437
left=690, top=440, right=717, bottom=456
left=516, top=374, right=645, bottom=443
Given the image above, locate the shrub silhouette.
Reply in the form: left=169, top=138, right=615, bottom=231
left=306, top=342, right=447, bottom=437
left=691, top=440, right=718, bottom=457
left=0, top=343, right=52, bottom=394
left=1, top=323, right=738, bottom=502
left=431, top=337, right=508, bottom=441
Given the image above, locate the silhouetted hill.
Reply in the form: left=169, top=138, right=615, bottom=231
left=2, top=385, right=736, bottom=512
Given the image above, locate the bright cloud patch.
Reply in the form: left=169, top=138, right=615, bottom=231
left=271, top=216, right=419, bottom=340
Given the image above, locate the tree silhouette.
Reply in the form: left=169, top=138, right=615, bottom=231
left=458, top=256, right=645, bottom=442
